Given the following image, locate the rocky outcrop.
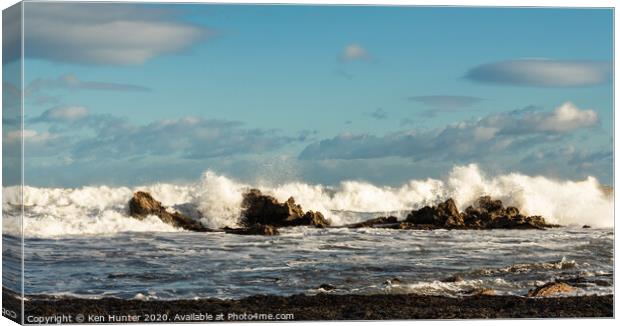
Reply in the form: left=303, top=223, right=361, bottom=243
left=346, top=216, right=398, bottom=228
left=407, top=198, right=460, bottom=226
left=129, top=191, right=210, bottom=232
left=404, top=196, right=556, bottom=230
left=224, top=224, right=280, bottom=236
left=241, top=189, right=329, bottom=228
left=527, top=282, right=575, bottom=297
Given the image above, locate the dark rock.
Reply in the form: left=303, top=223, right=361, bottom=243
left=407, top=198, right=460, bottom=226
left=296, top=211, right=329, bottom=228
left=385, top=222, right=435, bottom=230
left=442, top=275, right=464, bottom=283
left=582, top=225, right=591, bottom=229
left=129, top=192, right=209, bottom=232
left=477, top=196, right=504, bottom=214
left=593, top=280, right=612, bottom=286
left=383, top=278, right=402, bottom=286
left=241, top=189, right=329, bottom=228
left=224, top=224, right=280, bottom=236
left=346, top=216, right=398, bottom=228
left=527, top=282, right=575, bottom=297
left=318, top=284, right=336, bottom=291
left=405, top=196, right=556, bottom=230
left=560, top=276, right=612, bottom=287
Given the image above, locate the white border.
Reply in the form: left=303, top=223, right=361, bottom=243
left=0, top=1, right=617, bottom=326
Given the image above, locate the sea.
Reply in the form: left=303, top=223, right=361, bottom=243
left=2, top=164, right=614, bottom=300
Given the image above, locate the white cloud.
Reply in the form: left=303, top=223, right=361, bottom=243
left=4, top=129, right=58, bottom=144
left=466, top=59, right=611, bottom=87
left=525, top=102, right=598, bottom=133
left=23, top=3, right=210, bottom=65
left=340, top=44, right=371, bottom=62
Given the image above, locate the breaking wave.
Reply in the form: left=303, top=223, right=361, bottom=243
left=2, top=164, right=613, bottom=238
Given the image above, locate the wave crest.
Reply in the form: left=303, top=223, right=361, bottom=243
left=2, top=164, right=613, bottom=237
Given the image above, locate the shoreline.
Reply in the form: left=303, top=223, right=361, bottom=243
left=3, top=289, right=613, bottom=321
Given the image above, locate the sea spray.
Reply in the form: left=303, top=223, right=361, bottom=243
left=2, top=164, right=613, bottom=238
left=196, top=171, right=245, bottom=229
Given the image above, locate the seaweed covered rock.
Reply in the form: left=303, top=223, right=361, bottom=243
left=241, top=189, right=329, bottom=228
left=404, top=196, right=556, bottom=230
left=527, top=282, right=575, bottom=297
left=129, top=191, right=210, bottom=232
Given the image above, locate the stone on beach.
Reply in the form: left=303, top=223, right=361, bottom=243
left=527, top=282, right=575, bottom=297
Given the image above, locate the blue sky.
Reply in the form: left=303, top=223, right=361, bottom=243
left=3, top=3, right=613, bottom=187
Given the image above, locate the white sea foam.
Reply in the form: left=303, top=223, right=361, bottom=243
left=2, top=164, right=613, bottom=238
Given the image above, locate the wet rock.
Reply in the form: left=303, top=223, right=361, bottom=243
left=527, top=282, right=575, bottom=297
left=224, top=224, right=280, bottom=236
left=241, top=189, right=329, bottom=228
left=296, top=211, right=329, bottom=228
left=318, top=284, right=336, bottom=291
left=593, top=280, right=612, bottom=286
left=582, top=225, right=591, bottom=229
left=441, top=275, right=464, bottom=283
left=407, top=198, right=460, bottom=225
left=405, top=196, right=556, bottom=230
left=385, top=222, right=435, bottom=230
left=346, top=216, right=398, bottom=228
left=129, top=192, right=209, bottom=232
left=383, top=278, right=402, bottom=286
left=559, top=276, right=612, bottom=287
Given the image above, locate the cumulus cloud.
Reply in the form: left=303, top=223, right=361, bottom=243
left=30, top=106, right=90, bottom=123
left=513, top=102, right=598, bottom=133
left=299, top=102, right=599, bottom=161
left=466, top=59, right=611, bottom=87
left=23, top=3, right=210, bottom=65
left=339, top=44, right=372, bottom=62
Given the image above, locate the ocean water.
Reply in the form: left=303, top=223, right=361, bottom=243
left=2, top=165, right=614, bottom=300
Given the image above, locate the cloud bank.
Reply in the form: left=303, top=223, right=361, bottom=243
left=26, top=108, right=301, bottom=161
left=299, top=102, right=599, bottom=161
left=466, top=59, right=611, bottom=87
